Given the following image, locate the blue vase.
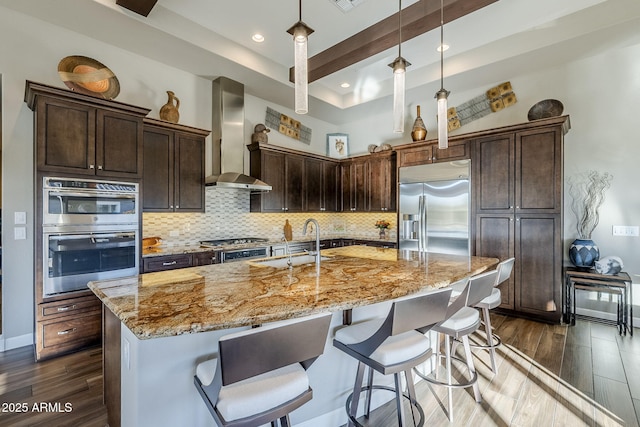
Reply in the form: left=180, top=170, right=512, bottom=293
left=569, top=238, right=599, bottom=269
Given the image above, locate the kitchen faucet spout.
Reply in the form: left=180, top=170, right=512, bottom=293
left=303, top=218, right=321, bottom=275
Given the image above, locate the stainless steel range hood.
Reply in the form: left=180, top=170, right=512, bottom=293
left=205, top=77, right=271, bottom=191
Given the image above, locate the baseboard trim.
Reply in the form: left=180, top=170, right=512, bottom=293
left=2, top=333, right=34, bottom=352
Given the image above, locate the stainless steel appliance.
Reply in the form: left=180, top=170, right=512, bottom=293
left=42, top=177, right=140, bottom=297
left=200, top=238, right=270, bottom=263
left=398, top=160, right=471, bottom=256
left=43, top=176, right=138, bottom=226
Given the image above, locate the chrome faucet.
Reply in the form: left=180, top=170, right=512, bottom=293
left=282, top=234, right=293, bottom=269
left=303, top=218, right=321, bottom=274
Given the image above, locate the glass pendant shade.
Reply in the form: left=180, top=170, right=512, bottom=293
left=391, top=58, right=408, bottom=133
left=436, top=89, right=449, bottom=149
left=293, top=24, right=309, bottom=114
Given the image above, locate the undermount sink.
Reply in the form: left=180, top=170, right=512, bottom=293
left=250, top=254, right=331, bottom=268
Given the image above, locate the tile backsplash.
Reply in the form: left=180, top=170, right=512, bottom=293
left=143, top=187, right=397, bottom=246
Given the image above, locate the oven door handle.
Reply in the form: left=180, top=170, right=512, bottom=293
left=48, top=232, right=136, bottom=241
left=47, top=191, right=137, bottom=199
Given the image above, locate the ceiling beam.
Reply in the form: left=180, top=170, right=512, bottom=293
left=116, top=0, right=158, bottom=17
left=290, top=0, right=498, bottom=84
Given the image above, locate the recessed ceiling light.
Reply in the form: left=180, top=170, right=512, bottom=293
left=437, top=44, right=450, bottom=52
left=340, top=82, right=350, bottom=88
left=252, top=34, right=265, bottom=43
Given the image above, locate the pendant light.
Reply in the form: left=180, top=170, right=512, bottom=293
left=287, top=0, right=314, bottom=115
left=435, top=0, right=450, bottom=149
left=389, top=0, right=410, bottom=133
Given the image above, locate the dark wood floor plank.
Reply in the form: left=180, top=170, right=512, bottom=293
left=620, top=350, right=640, bottom=400
left=594, top=374, right=639, bottom=427
left=560, top=344, right=594, bottom=396
left=533, top=325, right=566, bottom=375
left=591, top=337, right=627, bottom=383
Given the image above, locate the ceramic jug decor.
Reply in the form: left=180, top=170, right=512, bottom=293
left=159, top=90, right=180, bottom=123
left=411, top=105, right=427, bottom=141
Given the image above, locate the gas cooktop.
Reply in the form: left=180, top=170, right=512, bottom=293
left=199, top=237, right=269, bottom=247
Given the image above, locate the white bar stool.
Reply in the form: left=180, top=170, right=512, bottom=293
left=416, top=269, right=498, bottom=422
left=194, top=313, right=332, bottom=427
left=333, top=288, right=453, bottom=427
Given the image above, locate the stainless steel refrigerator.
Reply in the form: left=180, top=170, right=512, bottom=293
left=398, top=160, right=471, bottom=255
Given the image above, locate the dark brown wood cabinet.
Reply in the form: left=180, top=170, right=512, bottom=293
left=472, top=116, right=569, bottom=323
left=26, top=81, right=149, bottom=179
left=305, top=158, right=339, bottom=212
left=249, top=143, right=339, bottom=213
left=35, top=294, right=102, bottom=360
left=396, top=138, right=470, bottom=168
left=192, top=251, right=221, bottom=266
left=142, top=118, right=209, bottom=212
left=342, top=151, right=396, bottom=212
left=142, top=254, right=193, bottom=273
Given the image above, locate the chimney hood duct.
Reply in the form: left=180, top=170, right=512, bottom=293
left=205, top=77, right=271, bottom=191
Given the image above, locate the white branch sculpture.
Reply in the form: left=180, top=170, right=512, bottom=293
left=567, top=171, right=613, bottom=239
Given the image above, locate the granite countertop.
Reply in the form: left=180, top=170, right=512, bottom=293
left=89, top=246, right=498, bottom=340
left=141, top=235, right=396, bottom=257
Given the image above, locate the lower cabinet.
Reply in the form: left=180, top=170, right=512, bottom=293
left=36, top=294, right=102, bottom=361
left=143, top=254, right=192, bottom=273
left=475, top=213, right=562, bottom=322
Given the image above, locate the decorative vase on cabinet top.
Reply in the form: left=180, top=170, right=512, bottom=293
left=411, top=105, right=427, bottom=142
left=569, top=238, right=599, bottom=270
left=159, top=90, right=180, bottom=123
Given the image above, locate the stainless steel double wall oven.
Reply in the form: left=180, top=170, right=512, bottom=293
left=42, top=177, right=140, bottom=297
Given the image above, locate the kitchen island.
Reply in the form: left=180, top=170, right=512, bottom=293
left=89, top=246, right=498, bottom=427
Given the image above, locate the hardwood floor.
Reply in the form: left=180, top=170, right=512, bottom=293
left=0, top=315, right=636, bottom=426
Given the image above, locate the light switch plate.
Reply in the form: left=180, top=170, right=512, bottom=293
left=14, top=226, right=27, bottom=240
left=14, top=211, right=27, bottom=224
left=612, top=225, right=639, bottom=236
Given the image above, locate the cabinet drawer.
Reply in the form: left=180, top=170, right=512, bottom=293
left=41, top=296, right=101, bottom=318
left=41, top=311, right=101, bottom=349
left=143, top=254, right=192, bottom=272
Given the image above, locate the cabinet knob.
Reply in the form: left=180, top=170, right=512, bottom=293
left=57, top=328, right=77, bottom=336
left=89, top=164, right=95, bottom=169
left=176, top=205, right=179, bottom=209
left=170, top=205, right=174, bottom=209
left=162, top=260, right=177, bottom=266
left=57, top=304, right=77, bottom=312
left=97, top=165, right=103, bottom=170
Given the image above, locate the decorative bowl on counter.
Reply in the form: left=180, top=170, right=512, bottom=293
left=142, top=236, right=162, bottom=248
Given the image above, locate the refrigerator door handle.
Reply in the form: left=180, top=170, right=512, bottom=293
left=418, top=195, right=427, bottom=252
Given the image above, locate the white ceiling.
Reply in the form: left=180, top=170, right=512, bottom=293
left=3, top=0, right=640, bottom=124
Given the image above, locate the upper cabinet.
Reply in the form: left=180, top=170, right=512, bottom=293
left=142, top=118, right=209, bottom=212
left=25, top=81, right=150, bottom=179
left=248, top=143, right=339, bottom=213
left=343, top=151, right=396, bottom=212
left=396, top=138, right=470, bottom=168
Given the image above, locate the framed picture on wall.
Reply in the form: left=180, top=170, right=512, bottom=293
left=327, top=133, right=349, bottom=158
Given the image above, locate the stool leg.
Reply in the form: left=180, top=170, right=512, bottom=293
left=445, top=334, right=454, bottom=422
left=462, top=335, right=481, bottom=403
left=364, top=366, right=374, bottom=418
left=404, top=369, right=418, bottom=425
left=394, top=373, right=406, bottom=427
left=348, top=361, right=366, bottom=427
left=482, top=307, right=498, bottom=374
left=280, top=414, right=291, bottom=427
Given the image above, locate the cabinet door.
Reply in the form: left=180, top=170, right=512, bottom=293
left=285, top=154, right=305, bottom=212
left=174, top=132, right=205, bottom=212
left=474, top=134, right=515, bottom=213
left=514, top=215, right=562, bottom=321
left=259, top=151, right=286, bottom=212
left=142, top=127, right=174, bottom=211
left=368, top=156, right=395, bottom=212
left=143, top=254, right=192, bottom=272
left=516, top=128, right=562, bottom=213
left=347, top=160, right=367, bottom=211
left=397, top=145, right=432, bottom=168
left=36, top=96, right=96, bottom=175
left=433, top=140, right=470, bottom=163
left=475, top=215, right=516, bottom=309
left=322, top=161, right=339, bottom=212
left=305, top=158, right=323, bottom=212
left=341, top=162, right=352, bottom=212
left=96, top=110, right=143, bottom=178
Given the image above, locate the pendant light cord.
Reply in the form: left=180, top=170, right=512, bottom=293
left=398, top=0, right=402, bottom=57
left=299, top=0, right=302, bottom=22
left=440, top=0, right=444, bottom=91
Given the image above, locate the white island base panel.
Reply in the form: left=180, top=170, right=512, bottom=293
left=118, top=300, right=438, bottom=427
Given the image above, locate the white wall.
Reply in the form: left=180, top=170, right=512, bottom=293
left=1, top=5, right=639, bottom=348
left=341, top=46, right=640, bottom=283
